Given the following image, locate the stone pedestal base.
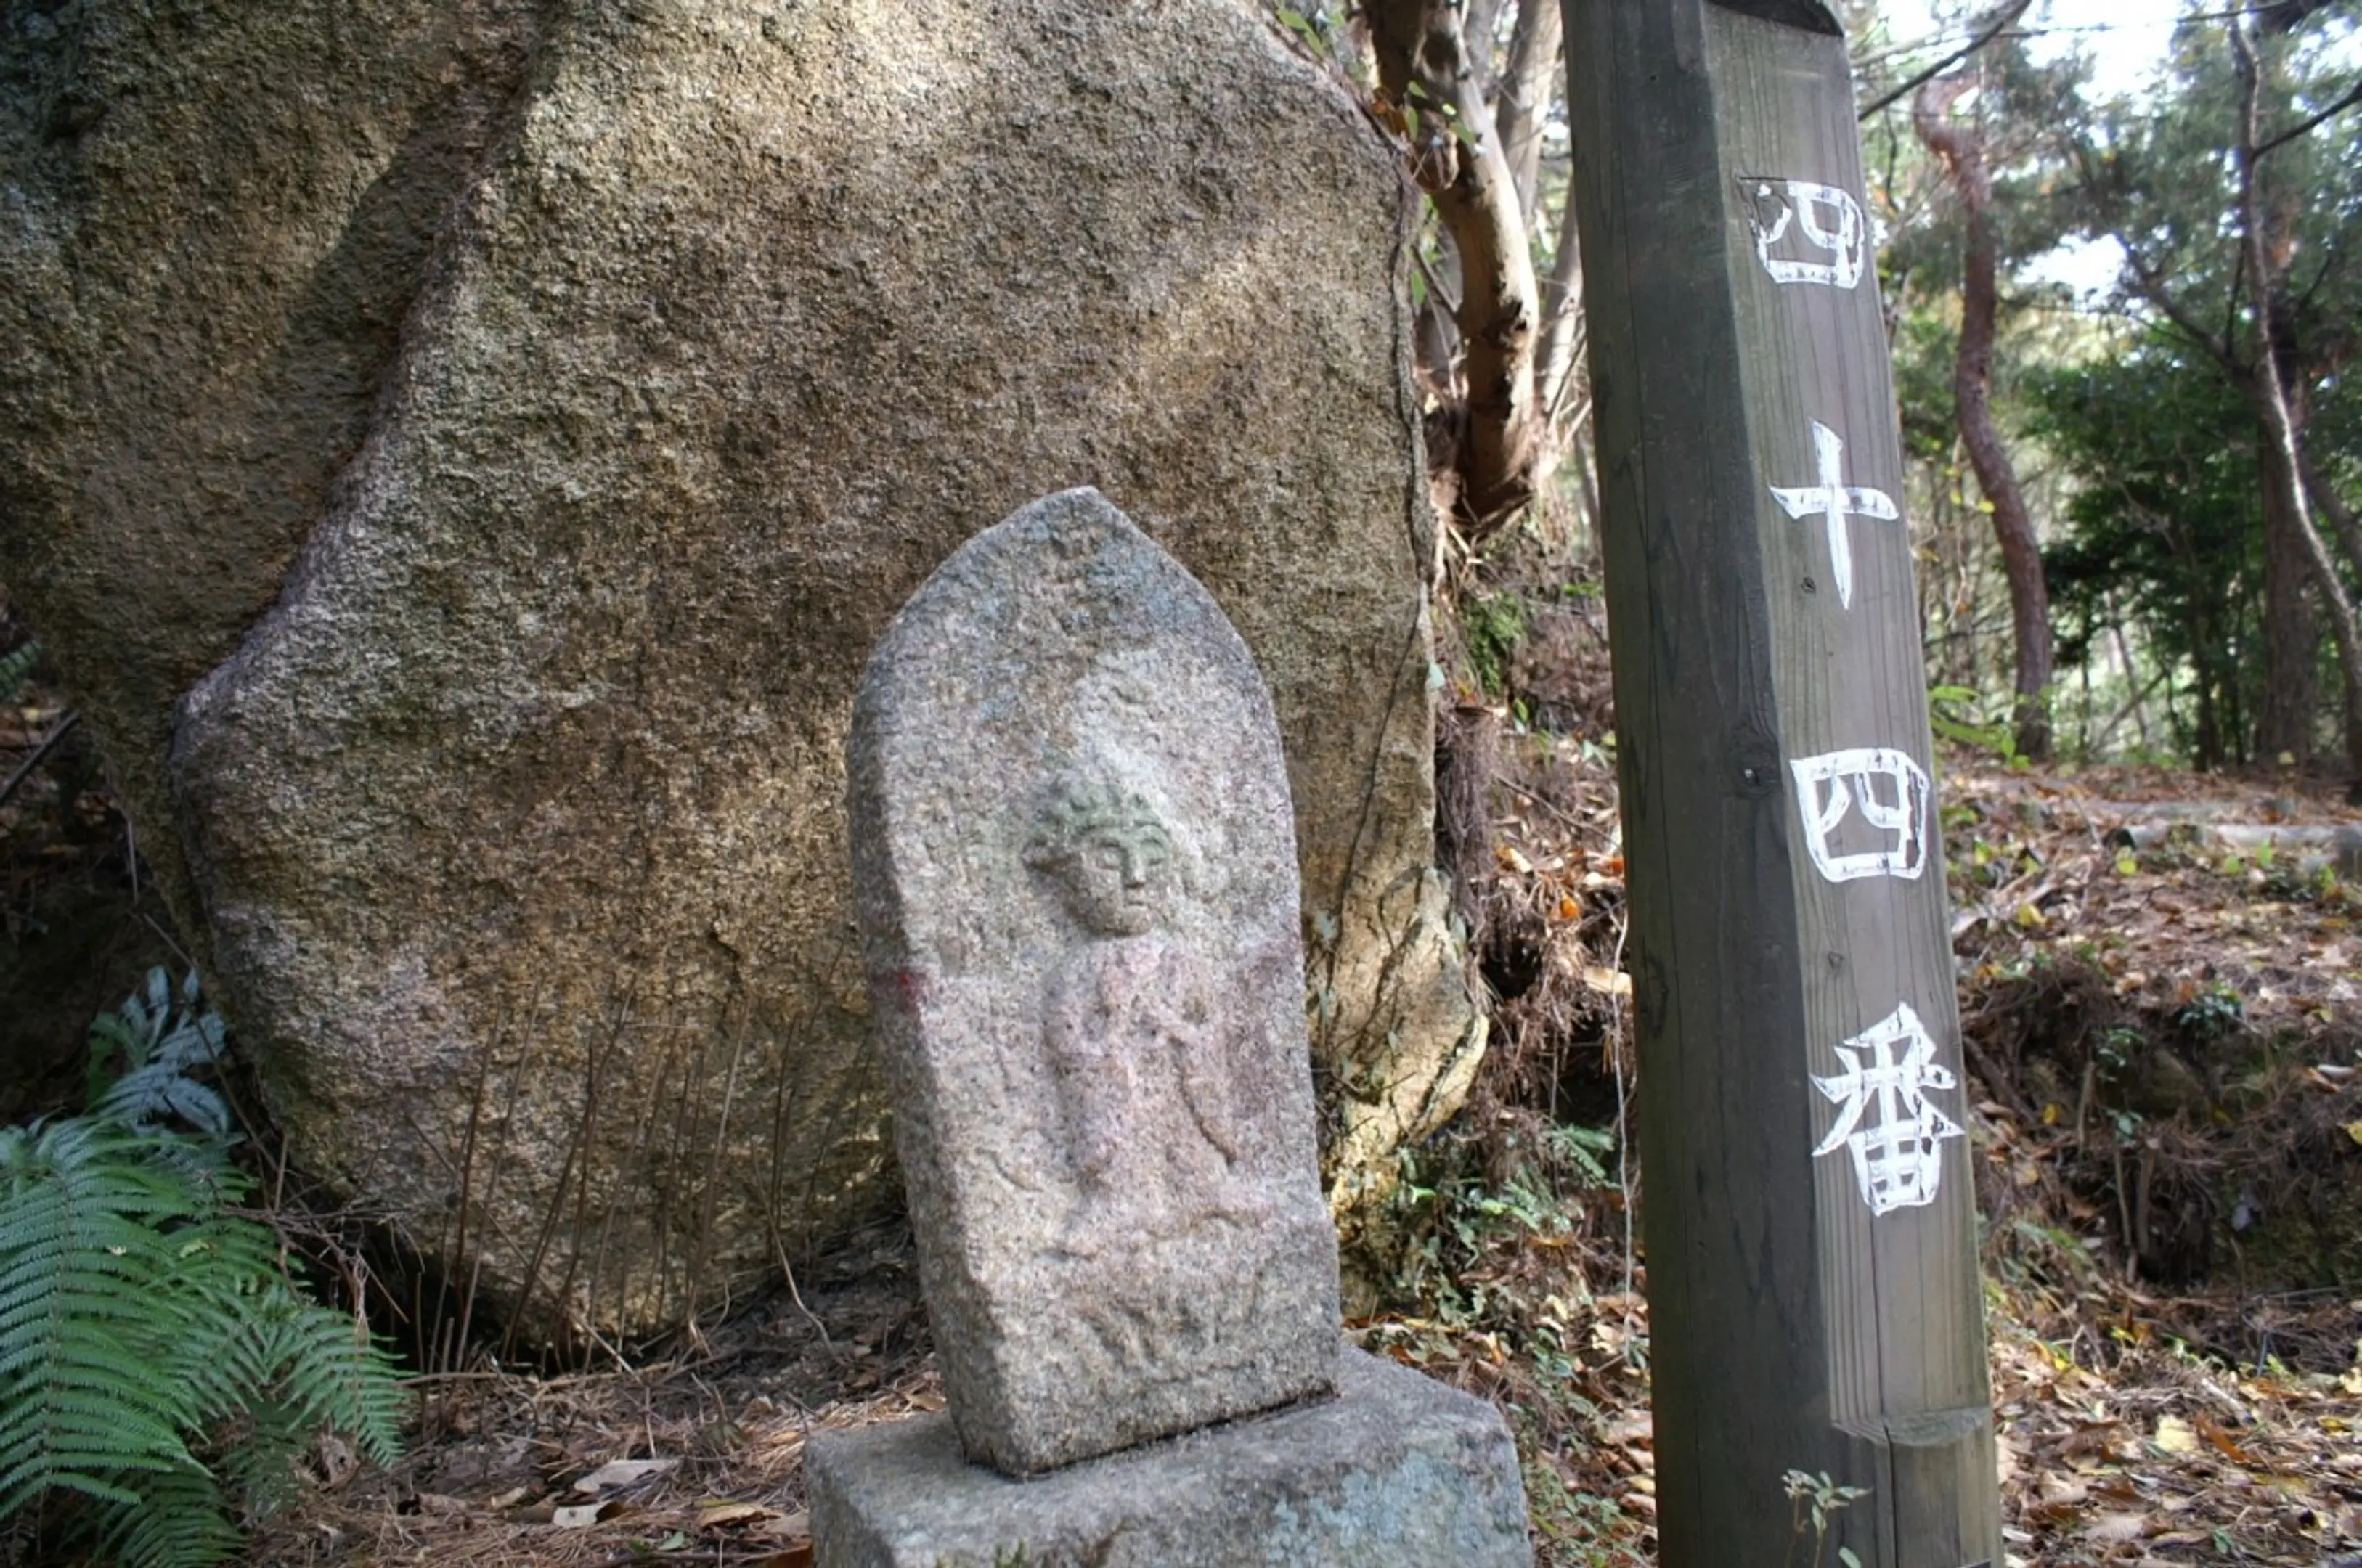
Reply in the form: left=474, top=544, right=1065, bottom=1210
left=806, top=1346, right=1532, bottom=1567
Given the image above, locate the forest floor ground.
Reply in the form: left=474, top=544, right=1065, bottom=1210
left=5, top=597, right=2362, bottom=1567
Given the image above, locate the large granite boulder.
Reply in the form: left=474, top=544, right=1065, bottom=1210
left=0, top=0, right=1481, bottom=1339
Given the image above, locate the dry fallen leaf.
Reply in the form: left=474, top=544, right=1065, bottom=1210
left=307, top=1432, right=360, bottom=1490
left=2152, top=1414, right=2198, bottom=1455
left=2081, top=1511, right=2151, bottom=1543
left=2037, top=1473, right=2090, bottom=1506
left=695, top=1500, right=780, bottom=1530
left=1600, top=1413, right=1653, bottom=1447
left=572, top=1457, right=677, bottom=1495
left=2195, top=1414, right=2255, bottom=1465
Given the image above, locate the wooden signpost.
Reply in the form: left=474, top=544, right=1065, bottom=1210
left=1560, top=1, right=2004, bottom=1563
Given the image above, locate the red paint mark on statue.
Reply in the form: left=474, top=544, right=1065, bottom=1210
left=884, top=968, right=928, bottom=1012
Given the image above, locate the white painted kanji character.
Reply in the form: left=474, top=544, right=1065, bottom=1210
left=1788, top=746, right=1931, bottom=883
left=1768, top=420, right=1899, bottom=608
left=1812, top=1002, right=1965, bottom=1217
left=1743, top=178, right=1867, bottom=289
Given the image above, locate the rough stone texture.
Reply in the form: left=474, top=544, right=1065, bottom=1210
left=1, top=0, right=1481, bottom=1339
left=847, top=490, right=1340, bottom=1475
left=807, top=1346, right=1534, bottom=1567
left=0, top=0, right=547, bottom=942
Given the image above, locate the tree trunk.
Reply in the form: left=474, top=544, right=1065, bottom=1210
left=2191, top=619, right=2225, bottom=768
left=2232, top=17, right=2362, bottom=784
left=1462, top=0, right=1504, bottom=89
left=1534, top=68, right=1592, bottom=531
left=2254, top=438, right=2321, bottom=760
left=1913, top=53, right=2053, bottom=760
left=1494, top=0, right=1563, bottom=218
left=1536, top=166, right=1586, bottom=417
left=1369, top=0, right=1544, bottom=536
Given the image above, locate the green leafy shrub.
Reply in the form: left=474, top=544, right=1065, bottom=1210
left=1927, top=683, right=2027, bottom=769
left=1462, top=592, right=1527, bottom=699
left=2172, top=982, right=2246, bottom=1045
left=0, top=971, right=407, bottom=1567
left=0, top=639, right=37, bottom=706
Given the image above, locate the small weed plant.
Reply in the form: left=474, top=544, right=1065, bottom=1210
left=0, top=969, right=406, bottom=1567
left=1928, top=682, right=2030, bottom=770
left=1372, top=1119, right=1642, bottom=1564
left=2172, top=982, right=2245, bottom=1045
left=1781, top=1468, right=1868, bottom=1568
left=1463, top=592, right=1528, bottom=699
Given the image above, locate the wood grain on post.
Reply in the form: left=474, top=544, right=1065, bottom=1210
left=1559, top=0, right=2004, bottom=1563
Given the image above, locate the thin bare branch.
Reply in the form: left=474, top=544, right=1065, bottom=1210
left=1858, top=9, right=2024, bottom=122
left=2299, top=444, right=2362, bottom=585
left=2255, top=73, right=2362, bottom=156
left=0, top=709, right=81, bottom=811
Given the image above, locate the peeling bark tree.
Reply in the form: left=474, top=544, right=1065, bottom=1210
left=1367, top=0, right=1544, bottom=536
left=1913, top=52, right=2053, bottom=761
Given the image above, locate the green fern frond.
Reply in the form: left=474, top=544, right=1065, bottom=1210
left=95, top=1463, right=240, bottom=1568
left=0, top=1119, right=214, bottom=1518
left=261, top=1297, right=409, bottom=1466
left=88, top=968, right=232, bottom=1140
left=221, top=1395, right=316, bottom=1519
left=1, top=1037, right=410, bottom=1567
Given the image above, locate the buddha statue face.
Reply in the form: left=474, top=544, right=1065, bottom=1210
left=1027, top=774, right=1178, bottom=938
